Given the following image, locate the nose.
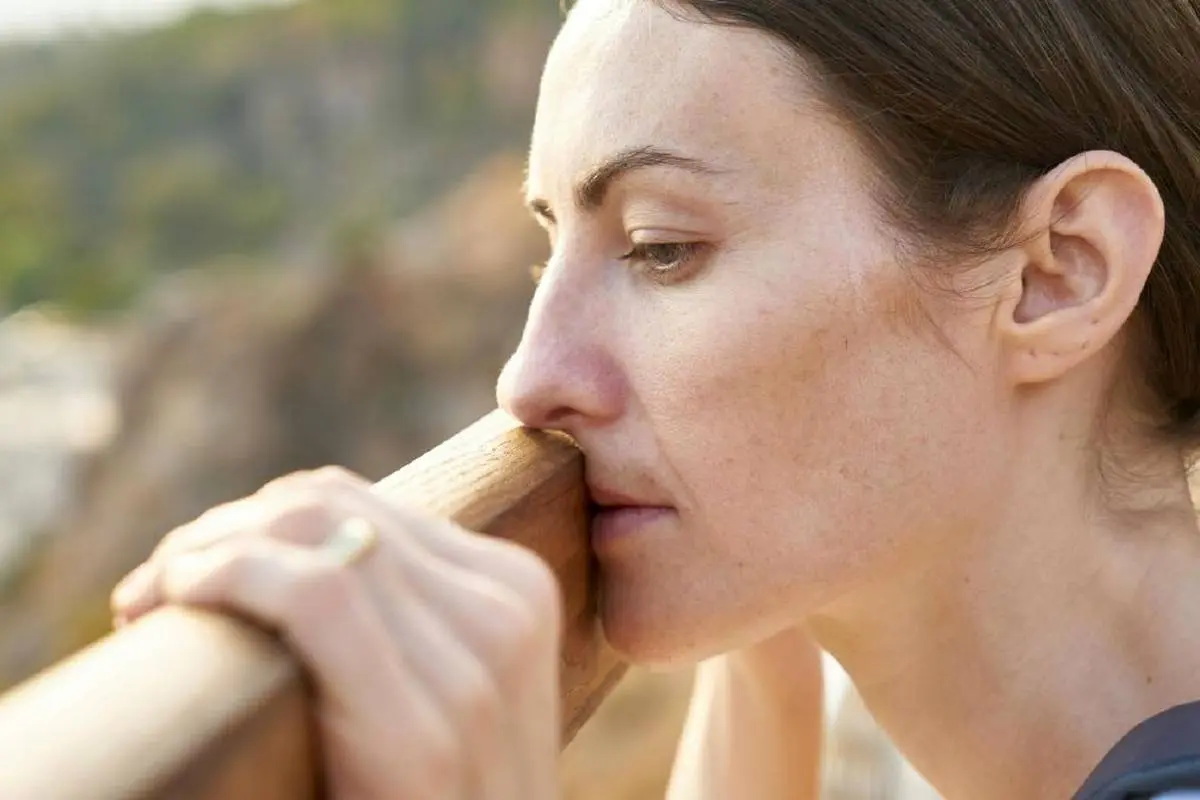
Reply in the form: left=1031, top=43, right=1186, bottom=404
left=496, top=272, right=625, bottom=433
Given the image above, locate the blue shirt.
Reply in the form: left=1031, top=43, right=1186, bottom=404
left=1074, top=701, right=1200, bottom=799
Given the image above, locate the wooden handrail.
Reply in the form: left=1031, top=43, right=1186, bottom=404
left=0, top=410, right=628, bottom=799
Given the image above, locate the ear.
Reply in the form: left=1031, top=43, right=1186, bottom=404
left=997, top=150, right=1165, bottom=386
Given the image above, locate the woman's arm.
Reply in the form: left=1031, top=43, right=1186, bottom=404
left=665, top=629, right=825, bottom=800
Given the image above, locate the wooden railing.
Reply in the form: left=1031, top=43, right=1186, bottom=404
left=0, top=410, right=628, bottom=799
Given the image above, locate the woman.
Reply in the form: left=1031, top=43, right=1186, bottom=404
left=110, top=0, right=1200, bottom=797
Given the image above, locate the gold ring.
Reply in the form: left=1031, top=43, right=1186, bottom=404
left=324, top=516, right=379, bottom=566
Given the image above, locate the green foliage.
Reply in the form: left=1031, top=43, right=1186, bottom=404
left=0, top=0, right=559, bottom=317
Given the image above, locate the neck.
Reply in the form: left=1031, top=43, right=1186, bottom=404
left=807, top=445, right=1200, bottom=800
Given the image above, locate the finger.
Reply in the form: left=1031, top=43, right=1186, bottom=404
left=156, top=535, right=466, bottom=799
left=151, top=499, right=273, bottom=560
left=158, top=485, right=344, bottom=557
left=136, top=468, right=562, bottom=797
left=349, top=516, right=557, bottom=799
left=296, top=476, right=565, bottom=796
left=147, top=467, right=365, bottom=566
left=394, top=552, right=560, bottom=800
left=365, top=566, right=520, bottom=800
left=158, top=536, right=395, bottom=713
left=299, top=470, right=564, bottom=622
left=111, top=499, right=269, bottom=623
left=113, top=485, right=345, bottom=623
left=256, top=465, right=373, bottom=498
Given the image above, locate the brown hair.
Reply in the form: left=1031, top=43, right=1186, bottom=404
left=655, top=0, right=1200, bottom=444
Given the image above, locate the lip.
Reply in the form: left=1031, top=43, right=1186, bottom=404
left=585, top=477, right=676, bottom=550
left=589, top=501, right=675, bottom=551
left=587, top=485, right=652, bottom=508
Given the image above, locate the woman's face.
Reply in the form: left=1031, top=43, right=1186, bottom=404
left=498, top=0, right=1013, bottom=665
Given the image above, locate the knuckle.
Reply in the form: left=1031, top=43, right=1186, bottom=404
left=181, top=504, right=224, bottom=534
left=259, top=465, right=360, bottom=498
left=150, top=528, right=191, bottom=560
left=307, top=465, right=364, bottom=489
left=264, top=495, right=336, bottom=543
left=153, top=501, right=242, bottom=556
left=258, top=469, right=314, bottom=496
left=164, top=540, right=250, bottom=599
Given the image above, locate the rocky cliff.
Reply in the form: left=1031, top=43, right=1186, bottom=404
left=0, top=152, right=543, bottom=685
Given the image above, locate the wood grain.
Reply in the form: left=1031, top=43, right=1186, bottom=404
left=0, top=409, right=627, bottom=799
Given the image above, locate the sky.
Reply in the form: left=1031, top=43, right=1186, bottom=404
left=0, top=0, right=290, bottom=41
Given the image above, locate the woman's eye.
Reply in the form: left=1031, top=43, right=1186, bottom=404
left=619, top=241, right=705, bottom=283
left=530, top=242, right=708, bottom=287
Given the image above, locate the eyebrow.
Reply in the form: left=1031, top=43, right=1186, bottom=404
left=525, top=145, right=721, bottom=220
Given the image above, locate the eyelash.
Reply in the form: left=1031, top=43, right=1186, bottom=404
left=619, top=242, right=705, bottom=283
left=530, top=242, right=705, bottom=286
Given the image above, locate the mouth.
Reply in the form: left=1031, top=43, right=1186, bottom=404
left=586, top=485, right=676, bottom=550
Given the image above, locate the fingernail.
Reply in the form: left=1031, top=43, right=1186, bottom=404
left=112, top=564, right=156, bottom=609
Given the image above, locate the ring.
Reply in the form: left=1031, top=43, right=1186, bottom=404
left=323, top=516, right=380, bottom=566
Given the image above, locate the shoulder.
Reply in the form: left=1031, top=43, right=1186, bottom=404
left=1074, top=701, right=1200, bottom=800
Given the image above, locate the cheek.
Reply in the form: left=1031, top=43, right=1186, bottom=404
left=640, top=259, right=1001, bottom=609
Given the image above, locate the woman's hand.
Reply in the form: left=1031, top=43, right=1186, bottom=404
left=109, top=466, right=564, bottom=800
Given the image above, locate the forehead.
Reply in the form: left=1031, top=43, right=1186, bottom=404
left=528, top=0, right=831, bottom=193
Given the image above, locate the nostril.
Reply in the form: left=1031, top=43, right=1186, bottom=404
left=538, top=404, right=575, bottom=429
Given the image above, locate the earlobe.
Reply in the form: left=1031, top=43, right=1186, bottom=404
left=1000, top=150, right=1165, bottom=386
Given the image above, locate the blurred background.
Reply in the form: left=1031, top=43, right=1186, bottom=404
left=0, top=1, right=939, bottom=797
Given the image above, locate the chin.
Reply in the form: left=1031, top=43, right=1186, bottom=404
left=595, top=554, right=837, bottom=669
left=597, top=578, right=731, bottom=669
